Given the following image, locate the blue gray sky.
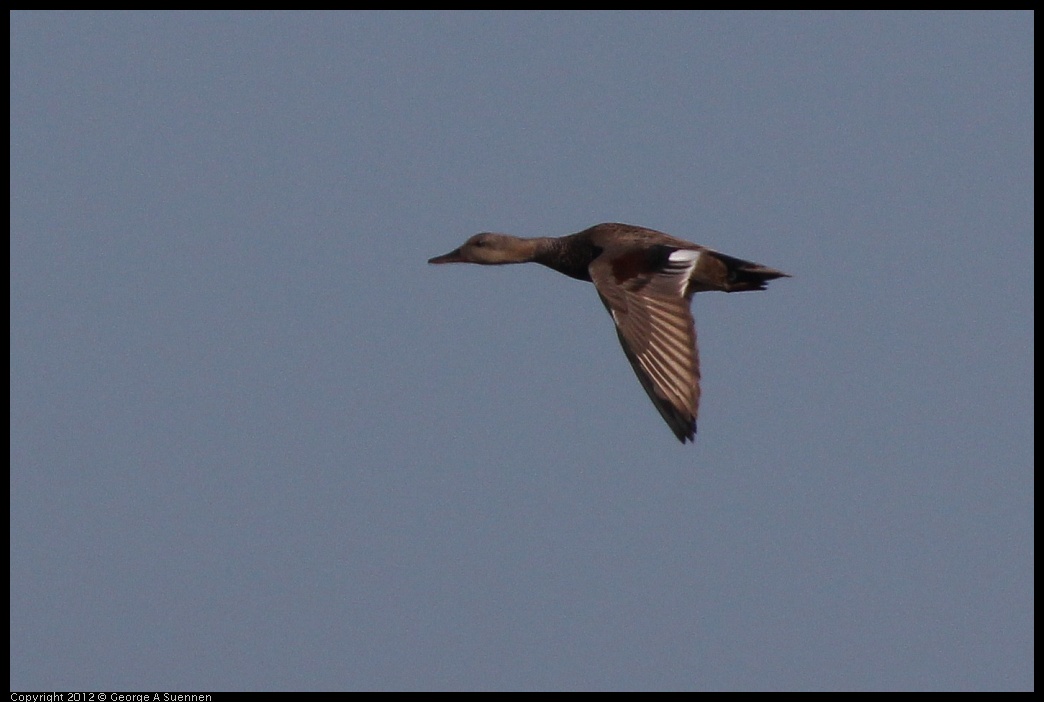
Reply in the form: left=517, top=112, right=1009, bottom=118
left=10, top=11, right=1033, bottom=691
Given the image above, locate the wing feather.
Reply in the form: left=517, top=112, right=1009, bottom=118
left=591, top=247, right=702, bottom=443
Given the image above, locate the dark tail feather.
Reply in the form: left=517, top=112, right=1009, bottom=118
left=714, top=252, right=791, bottom=292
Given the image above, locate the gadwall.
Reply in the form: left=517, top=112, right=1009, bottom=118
left=428, top=222, right=789, bottom=443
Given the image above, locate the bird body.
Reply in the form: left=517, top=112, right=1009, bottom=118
left=428, top=223, right=789, bottom=443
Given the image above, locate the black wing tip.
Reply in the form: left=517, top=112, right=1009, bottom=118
left=672, top=420, right=698, bottom=444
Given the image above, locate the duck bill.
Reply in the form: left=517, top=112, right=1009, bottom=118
left=428, top=247, right=465, bottom=264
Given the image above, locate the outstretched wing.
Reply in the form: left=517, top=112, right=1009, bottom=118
left=590, top=246, right=702, bottom=443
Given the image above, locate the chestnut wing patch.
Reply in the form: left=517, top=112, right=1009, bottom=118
left=609, top=246, right=701, bottom=296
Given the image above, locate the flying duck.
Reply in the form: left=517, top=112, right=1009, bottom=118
left=428, top=222, right=789, bottom=443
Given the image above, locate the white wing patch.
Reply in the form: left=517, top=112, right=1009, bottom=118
left=668, top=249, right=700, bottom=264
left=662, top=249, right=701, bottom=296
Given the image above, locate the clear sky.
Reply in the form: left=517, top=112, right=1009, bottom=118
left=10, top=11, right=1033, bottom=691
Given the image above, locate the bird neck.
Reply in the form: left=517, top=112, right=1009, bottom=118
left=531, top=235, right=596, bottom=281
